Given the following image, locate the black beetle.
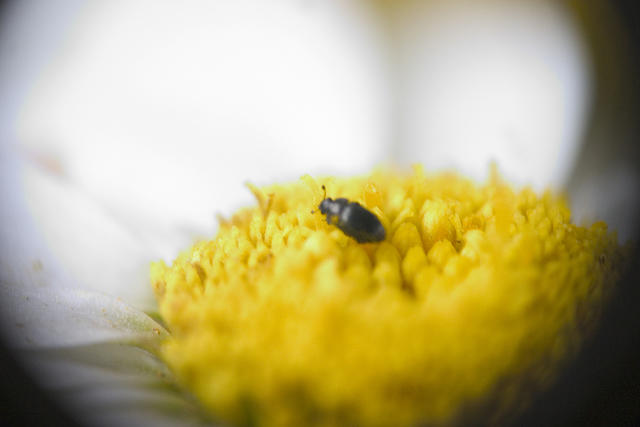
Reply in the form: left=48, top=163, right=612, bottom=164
left=317, top=185, right=386, bottom=243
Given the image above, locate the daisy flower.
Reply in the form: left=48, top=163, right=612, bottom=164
left=0, top=1, right=636, bottom=426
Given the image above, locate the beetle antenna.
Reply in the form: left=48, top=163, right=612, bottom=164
left=321, top=185, right=326, bottom=199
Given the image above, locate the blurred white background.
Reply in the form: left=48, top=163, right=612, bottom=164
left=0, top=0, right=637, bottom=305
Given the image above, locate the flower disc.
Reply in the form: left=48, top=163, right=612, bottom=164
left=151, top=167, right=623, bottom=427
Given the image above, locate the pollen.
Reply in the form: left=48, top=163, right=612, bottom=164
left=150, top=166, right=625, bottom=427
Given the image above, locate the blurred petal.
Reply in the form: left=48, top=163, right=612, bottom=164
left=1, top=150, right=217, bottom=425
left=394, top=0, right=590, bottom=190
left=1, top=149, right=75, bottom=290
left=0, top=283, right=216, bottom=427
left=0, top=282, right=166, bottom=349
left=1, top=148, right=164, bottom=310
left=13, top=0, right=390, bottom=238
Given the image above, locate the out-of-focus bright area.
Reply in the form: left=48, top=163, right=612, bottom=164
left=1, top=0, right=637, bottom=265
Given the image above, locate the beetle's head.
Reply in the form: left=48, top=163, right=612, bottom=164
left=318, top=198, right=332, bottom=214
left=316, top=185, right=331, bottom=214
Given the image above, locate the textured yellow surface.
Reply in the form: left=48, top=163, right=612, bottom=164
left=151, top=167, right=623, bottom=427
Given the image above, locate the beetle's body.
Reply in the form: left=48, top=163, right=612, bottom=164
left=318, top=196, right=386, bottom=243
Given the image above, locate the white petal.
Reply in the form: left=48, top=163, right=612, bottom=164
left=0, top=282, right=217, bottom=427
left=395, top=1, right=591, bottom=190
left=20, top=346, right=217, bottom=427
left=14, top=0, right=390, bottom=240
left=0, top=150, right=77, bottom=291
left=0, top=151, right=161, bottom=310
left=0, top=281, right=167, bottom=349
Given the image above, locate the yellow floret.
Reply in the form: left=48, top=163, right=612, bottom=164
left=151, top=166, right=625, bottom=427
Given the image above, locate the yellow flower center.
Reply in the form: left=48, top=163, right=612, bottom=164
left=150, top=166, right=623, bottom=427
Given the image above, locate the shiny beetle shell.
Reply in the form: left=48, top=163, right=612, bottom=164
left=317, top=186, right=385, bottom=243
